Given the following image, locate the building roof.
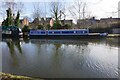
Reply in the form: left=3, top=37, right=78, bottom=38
left=100, top=18, right=120, bottom=20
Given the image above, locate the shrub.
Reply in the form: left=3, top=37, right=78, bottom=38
left=22, top=25, right=30, bottom=32
left=37, top=25, right=44, bottom=30
left=46, top=24, right=51, bottom=30
left=64, top=24, right=71, bottom=29
left=52, top=23, right=62, bottom=29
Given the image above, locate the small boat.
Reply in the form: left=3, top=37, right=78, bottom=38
left=29, top=29, right=108, bottom=39
left=1, top=26, right=23, bottom=38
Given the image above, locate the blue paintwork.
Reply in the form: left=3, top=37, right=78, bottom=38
left=30, top=30, right=46, bottom=35
left=30, top=29, right=89, bottom=36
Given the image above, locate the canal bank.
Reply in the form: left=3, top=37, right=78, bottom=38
left=0, top=72, right=44, bottom=80
left=107, top=34, right=120, bottom=37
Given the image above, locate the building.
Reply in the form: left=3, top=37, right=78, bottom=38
left=77, top=17, right=120, bottom=29
left=42, top=18, right=73, bottom=27
left=29, top=17, right=41, bottom=29
left=29, top=17, right=53, bottom=29
left=77, top=17, right=100, bottom=29
left=20, top=17, right=29, bottom=28
left=99, top=17, right=120, bottom=28
left=60, top=20, right=73, bottom=27
left=23, top=18, right=29, bottom=26
left=100, top=17, right=119, bottom=24
left=45, top=17, right=52, bottom=24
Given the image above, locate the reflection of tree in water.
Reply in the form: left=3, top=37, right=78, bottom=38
left=76, top=42, right=88, bottom=54
left=5, top=39, right=18, bottom=66
left=54, top=43, right=62, bottom=52
left=51, top=43, right=62, bottom=68
left=4, top=38, right=23, bottom=66
left=82, top=38, right=119, bottom=47
left=23, top=38, right=29, bottom=43
left=53, top=43, right=62, bottom=58
left=73, top=42, right=90, bottom=68
left=6, top=39, right=22, bottom=54
left=106, top=38, right=119, bottom=47
left=13, top=39, right=22, bottom=54
left=31, top=39, right=46, bottom=54
left=61, top=41, right=90, bottom=69
left=6, top=39, right=15, bottom=55
left=51, top=40, right=90, bottom=69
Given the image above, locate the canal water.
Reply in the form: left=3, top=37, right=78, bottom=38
left=1, top=38, right=119, bottom=78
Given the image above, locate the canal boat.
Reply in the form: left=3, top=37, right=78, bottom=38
left=1, top=26, right=23, bottom=38
left=29, top=29, right=108, bottom=39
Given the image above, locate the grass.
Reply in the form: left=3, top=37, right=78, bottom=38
left=0, top=72, right=44, bottom=80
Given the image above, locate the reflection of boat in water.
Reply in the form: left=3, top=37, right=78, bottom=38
left=30, top=39, right=88, bottom=45
left=30, top=38, right=118, bottom=47
left=29, top=29, right=108, bottom=39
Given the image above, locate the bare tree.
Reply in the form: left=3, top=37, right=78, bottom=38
left=0, top=0, right=24, bottom=19
left=68, top=0, right=88, bottom=21
left=16, top=2, right=24, bottom=14
left=50, top=1, right=65, bottom=24
left=32, top=2, right=43, bottom=19
left=82, top=2, right=87, bottom=27
left=68, top=0, right=91, bottom=29
left=2, top=0, right=17, bottom=12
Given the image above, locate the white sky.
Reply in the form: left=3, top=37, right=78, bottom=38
left=0, top=0, right=119, bottom=22
left=87, top=0, right=119, bottom=18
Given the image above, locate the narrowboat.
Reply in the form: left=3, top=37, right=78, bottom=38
left=29, top=29, right=108, bottom=39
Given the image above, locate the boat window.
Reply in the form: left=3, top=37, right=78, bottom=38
left=54, top=31, right=61, bottom=34
left=41, top=31, right=45, bottom=34
left=62, top=31, right=74, bottom=34
left=41, top=32, right=45, bottom=34
left=76, top=31, right=81, bottom=33
left=84, top=31, right=87, bottom=33
left=49, top=32, right=53, bottom=34
left=76, top=31, right=84, bottom=34
left=30, top=32, right=33, bottom=34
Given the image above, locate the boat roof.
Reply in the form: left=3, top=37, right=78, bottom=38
left=31, top=29, right=88, bottom=31
left=2, top=26, right=18, bottom=30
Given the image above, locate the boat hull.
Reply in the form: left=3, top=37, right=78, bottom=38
left=29, top=35, right=106, bottom=39
left=2, top=34, right=23, bottom=38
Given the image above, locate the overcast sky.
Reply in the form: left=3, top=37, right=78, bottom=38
left=0, top=0, right=119, bottom=23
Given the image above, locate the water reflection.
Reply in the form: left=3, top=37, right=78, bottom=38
left=1, top=38, right=118, bottom=78
left=2, top=39, right=22, bottom=54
